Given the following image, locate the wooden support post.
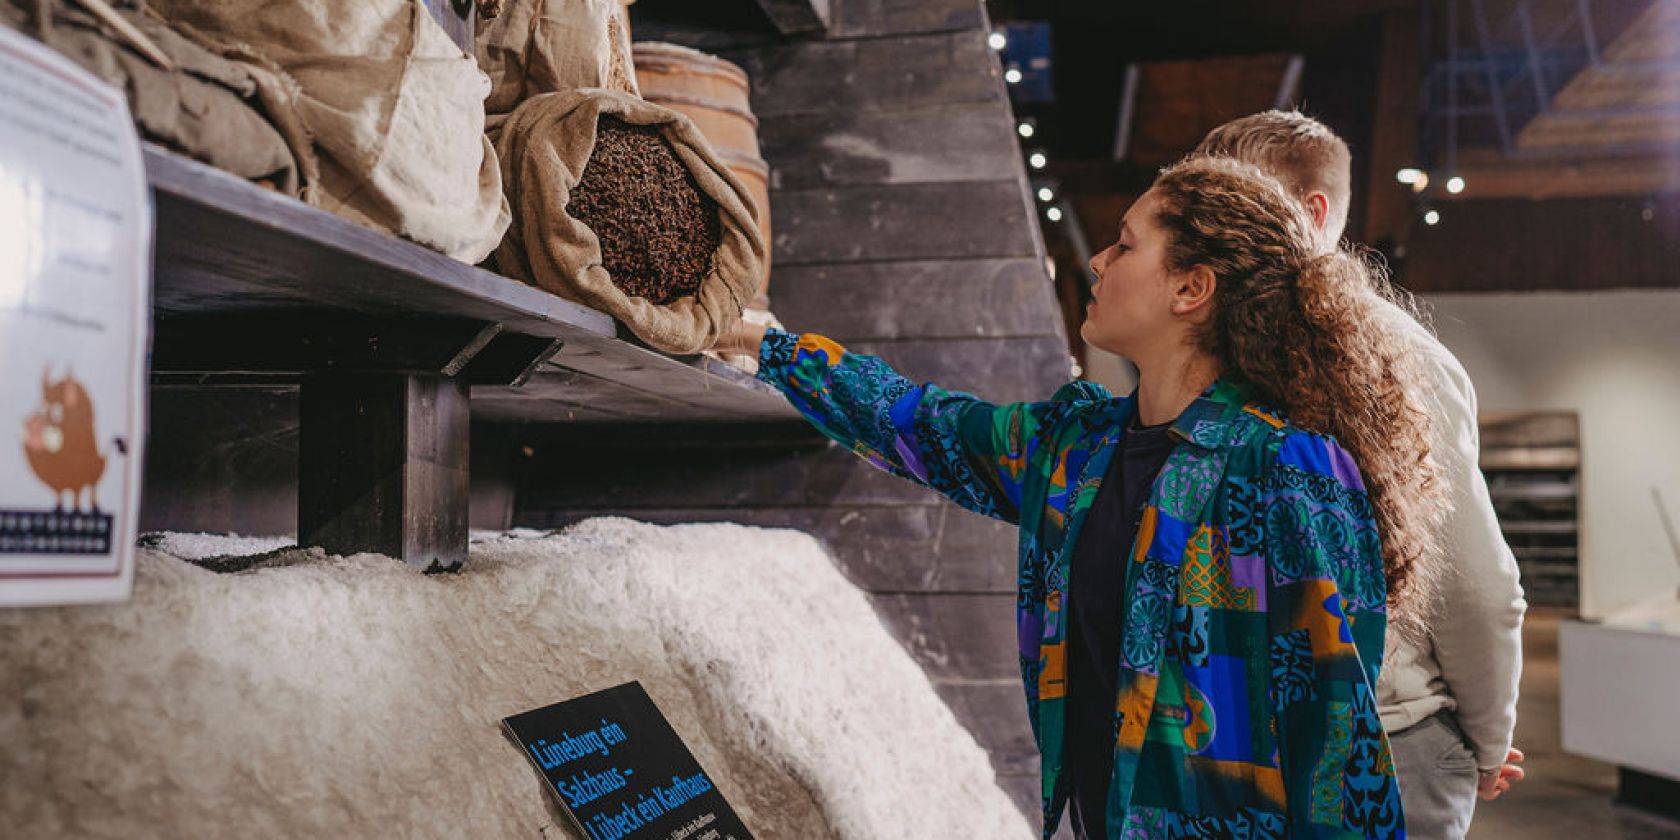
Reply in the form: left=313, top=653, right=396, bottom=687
left=299, top=372, right=471, bottom=571
left=1363, top=8, right=1425, bottom=254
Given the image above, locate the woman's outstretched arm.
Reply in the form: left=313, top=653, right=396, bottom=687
left=734, top=323, right=1095, bottom=525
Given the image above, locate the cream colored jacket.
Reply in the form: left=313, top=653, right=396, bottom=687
left=1373, top=300, right=1528, bottom=770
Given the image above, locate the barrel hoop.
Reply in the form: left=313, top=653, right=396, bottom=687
left=631, top=46, right=750, bottom=87
left=640, top=91, right=760, bottom=127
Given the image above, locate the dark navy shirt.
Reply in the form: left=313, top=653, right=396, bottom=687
left=1065, top=418, right=1177, bottom=840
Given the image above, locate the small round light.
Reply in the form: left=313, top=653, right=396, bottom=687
left=1046, top=206, right=1064, bottom=222
left=1028, top=152, right=1048, bottom=170
left=1037, top=187, right=1054, bottom=202
left=987, top=31, right=1008, bottom=50
left=1424, top=209, right=1441, bottom=226
left=1004, top=68, right=1023, bottom=84
left=1412, top=172, right=1430, bottom=193
left=1446, top=176, right=1465, bottom=194
left=1017, top=122, right=1036, bottom=138
left=1396, top=167, right=1424, bottom=185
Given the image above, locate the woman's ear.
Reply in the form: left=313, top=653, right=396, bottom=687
left=1170, top=265, right=1217, bottom=319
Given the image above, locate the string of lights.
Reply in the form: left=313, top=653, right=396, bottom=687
left=990, top=24, right=1063, bottom=229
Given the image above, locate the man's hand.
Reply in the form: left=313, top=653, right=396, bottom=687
left=1477, top=747, right=1526, bottom=800
left=711, top=319, right=769, bottom=357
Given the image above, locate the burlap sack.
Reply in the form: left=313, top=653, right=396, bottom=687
left=3, top=1, right=306, bottom=193
left=476, top=0, right=637, bottom=115
left=148, top=0, right=510, bottom=262
left=490, top=89, right=763, bottom=354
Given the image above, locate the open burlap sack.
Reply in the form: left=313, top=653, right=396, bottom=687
left=476, top=0, right=638, bottom=114
left=3, top=0, right=308, bottom=194
left=490, top=88, right=763, bottom=354
left=148, top=0, right=509, bottom=262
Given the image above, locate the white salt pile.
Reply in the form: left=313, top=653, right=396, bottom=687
left=0, top=518, right=1031, bottom=839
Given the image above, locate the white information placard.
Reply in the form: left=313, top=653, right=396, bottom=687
left=0, top=27, right=150, bottom=607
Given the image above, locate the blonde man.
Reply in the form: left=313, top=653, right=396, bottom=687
left=1196, top=111, right=1528, bottom=838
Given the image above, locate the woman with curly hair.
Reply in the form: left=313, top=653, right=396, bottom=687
left=714, top=155, right=1441, bottom=838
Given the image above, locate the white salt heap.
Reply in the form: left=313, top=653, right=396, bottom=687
left=0, top=518, right=1032, bottom=839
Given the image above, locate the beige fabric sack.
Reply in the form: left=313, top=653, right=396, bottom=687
left=149, top=0, right=510, bottom=262
left=3, top=0, right=307, bottom=194
left=490, top=88, right=762, bottom=354
left=476, top=0, right=637, bottom=115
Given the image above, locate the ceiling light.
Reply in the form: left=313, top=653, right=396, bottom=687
left=1424, top=209, right=1441, bottom=226
left=1017, top=122, right=1035, bottom=138
left=1004, top=68, right=1023, bottom=84
left=1396, top=167, right=1424, bottom=185
left=1046, top=206, right=1064, bottom=222
left=1446, top=176, right=1465, bottom=195
left=1028, top=151, right=1048, bottom=170
left=987, top=31, right=1007, bottom=50
left=1037, top=187, right=1054, bottom=202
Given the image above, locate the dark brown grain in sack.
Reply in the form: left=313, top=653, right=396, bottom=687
left=487, top=88, right=762, bottom=355
left=569, top=118, right=721, bottom=305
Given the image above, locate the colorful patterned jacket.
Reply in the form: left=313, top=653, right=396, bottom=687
left=757, top=329, right=1405, bottom=839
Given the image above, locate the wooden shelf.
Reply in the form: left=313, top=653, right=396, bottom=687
left=1498, top=520, right=1578, bottom=537
left=144, top=145, right=797, bottom=567
left=146, top=145, right=796, bottom=424
left=1487, top=480, right=1578, bottom=501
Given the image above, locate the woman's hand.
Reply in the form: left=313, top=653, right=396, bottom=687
left=712, top=319, right=769, bottom=357
left=1477, top=747, right=1526, bottom=800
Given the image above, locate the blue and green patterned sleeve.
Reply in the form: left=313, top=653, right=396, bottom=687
left=756, top=328, right=1092, bottom=524
left=1262, top=431, right=1405, bottom=839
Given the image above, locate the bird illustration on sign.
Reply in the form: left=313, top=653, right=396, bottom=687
left=20, top=367, right=123, bottom=513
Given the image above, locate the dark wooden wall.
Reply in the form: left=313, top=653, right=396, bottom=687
left=512, top=0, right=1071, bottom=820
left=1401, top=193, right=1680, bottom=293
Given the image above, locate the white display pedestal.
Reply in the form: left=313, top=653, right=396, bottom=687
left=1560, top=616, right=1680, bottom=818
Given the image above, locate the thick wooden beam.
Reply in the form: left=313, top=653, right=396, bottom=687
left=825, top=0, right=981, bottom=39
left=753, top=0, right=829, bottom=35
left=769, top=257, right=1063, bottom=341
left=298, top=373, right=471, bottom=571
left=1362, top=8, right=1423, bottom=250
left=1443, top=150, right=1680, bottom=201
left=760, top=102, right=1023, bottom=189
left=151, top=314, right=502, bottom=379
left=735, top=30, right=1003, bottom=118
left=772, top=180, right=1040, bottom=266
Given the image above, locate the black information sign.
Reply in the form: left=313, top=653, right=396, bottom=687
left=503, top=682, right=754, bottom=840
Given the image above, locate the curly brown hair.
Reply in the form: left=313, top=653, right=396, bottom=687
left=1152, top=155, right=1446, bottom=628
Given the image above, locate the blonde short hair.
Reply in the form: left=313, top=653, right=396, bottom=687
left=1194, top=110, right=1353, bottom=243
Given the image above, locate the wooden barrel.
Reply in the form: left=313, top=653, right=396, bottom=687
left=633, top=42, right=772, bottom=309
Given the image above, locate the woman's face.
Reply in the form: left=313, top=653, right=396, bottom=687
left=1081, top=189, right=1183, bottom=362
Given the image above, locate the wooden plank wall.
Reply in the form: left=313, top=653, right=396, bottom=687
left=512, top=0, right=1071, bottom=821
